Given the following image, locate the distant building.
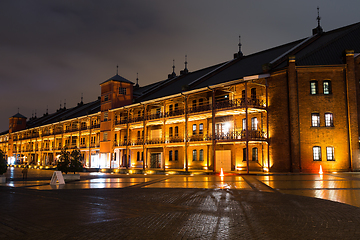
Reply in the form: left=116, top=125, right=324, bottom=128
left=1, top=22, right=360, bottom=173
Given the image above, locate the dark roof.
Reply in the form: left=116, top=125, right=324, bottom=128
left=100, top=74, right=134, bottom=85
left=11, top=113, right=27, bottom=119
left=134, top=22, right=360, bottom=102
left=25, top=99, right=100, bottom=129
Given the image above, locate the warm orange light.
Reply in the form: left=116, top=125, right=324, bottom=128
left=319, top=165, right=323, bottom=174
left=220, top=168, right=224, bottom=177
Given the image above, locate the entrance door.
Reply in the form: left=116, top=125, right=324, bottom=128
left=215, top=150, right=231, bottom=172
left=150, top=153, right=161, bottom=168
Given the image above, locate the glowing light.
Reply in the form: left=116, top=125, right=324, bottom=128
left=332, top=172, right=337, bottom=174
left=220, top=168, right=225, bottom=177
left=263, top=167, right=269, bottom=172
left=319, top=165, right=323, bottom=174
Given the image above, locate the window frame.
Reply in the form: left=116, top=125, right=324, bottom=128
left=252, top=147, right=258, bottom=161
left=325, top=113, right=334, bottom=127
left=175, top=150, right=178, bottom=161
left=310, top=81, right=318, bottom=95
left=169, top=150, right=173, bottom=161
left=119, top=87, right=127, bottom=95
left=199, top=149, right=204, bottom=161
left=192, top=124, right=197, bottom=135
left=323, top=80, right=332, bottom=95
left=192, top=150, right=197, bottom=161
left=251, top=117, right=257, bottom=131
left=199, top=123, right=204, bottom=135
left=313, top=146, right=321, bottom=161
left=311, top=113, right=320, bottom=127
left=326, top=146, right=335, bottom=161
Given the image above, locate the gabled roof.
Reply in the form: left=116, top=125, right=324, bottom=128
left=100, top=74, right=134, bottom=85
left=11, top=113, right=27, bottom=119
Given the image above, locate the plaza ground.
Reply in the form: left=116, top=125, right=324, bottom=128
left=1, top=167, right=360, bottom=239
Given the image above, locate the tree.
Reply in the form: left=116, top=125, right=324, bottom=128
left=69, top=149, right=83, bottom=174
left=57, top=148, right=83, bottom=174
left=0, top=150, right=7, bottom=175
left=57, top=148, right=70, bottom=174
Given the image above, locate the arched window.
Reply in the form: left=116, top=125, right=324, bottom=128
left=199, top=123, right=204, bottom=134
left=199, top=149, right=204, bottom=161
left=175, top=126, right=179, bottom=137
left=323, top=80, right=332, bottom=94
left=169, top=127, right=173, bottom=138
left=192, top=150, right=197, bottom=161
left=252, top=147, right=258, bottom=161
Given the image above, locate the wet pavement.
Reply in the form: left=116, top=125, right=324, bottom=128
left=1, top=167, right=360, bottom=239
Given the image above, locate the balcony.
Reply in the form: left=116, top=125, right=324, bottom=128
left=168, top=136, right=184, bottom=143
left=55, top=129, right=63, bottom=134
left=215, top=98, right=266, bottom=110
left=115, top=119, right=128, bottom=125
left=146, top=138, right=164, bottom=145
left=188, top=103, right=211, bottom=114
left=189, top=134, right=211, bottom=142
left=214, top=130, right=266, bottom=141
left=129, top=116, right=144, bottom=123
left=165, top=109, right=185, bottom=117
left=147, top=113, right=162, bottom=120
left=80, top=126, right=88, bottom=130
left=91, top=124, right=100, bottom=129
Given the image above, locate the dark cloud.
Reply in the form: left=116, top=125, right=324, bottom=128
left=1, top=0, right=360, bottom=131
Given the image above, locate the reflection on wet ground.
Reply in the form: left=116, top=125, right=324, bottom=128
left=3, top=167, right=360, bottom=208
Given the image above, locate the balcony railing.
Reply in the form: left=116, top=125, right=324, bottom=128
left=215, top=98, right=266, bottom=110
left=168, top=136, right=184, bottom=143
left=146, top=138, right=164, bottom=145
left=188, top=103, right=212, bottom=114
left=165, top=109, right=185, bottom=117
left=147, top=113, right=162, bottom=120
left=129, top=116, right=144, bottom=123
left=91, top=124, right=100, bottom=129
left=214, top=130, right=266, bottom=140
left=115, top=119, right=128, bottom=125
left=189, top=134, right=211, bottom=142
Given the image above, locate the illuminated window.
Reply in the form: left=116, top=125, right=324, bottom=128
left=175, top=150, right=178, bottom=161
left=325, top=113, right=333, bottom=127
left=193, top=124, right=197, bottom=135
left=104, top=112, right=108, bottom=122
left=313, top=146, right=321, bottom=161
left=323, top=81, right=332, bottom=94
left=175, top=126, right=179, bottom=137
left=169, top=127, right=173, bottom=138
left=119, top=87, right=126, bottom=95
left=326, top=147, right=334, bottom=161
left=192, top=150, right=197, bottom=161
left=199, top=123, right=204, bottom=134
left=199, top=149, right=204, bottom=161
left=311, top=113, right=320, bottom=127
left=104, top=95, right=108, bottom=101
left=310, top=81, right=318, bottom=95
left=80, top=137, right=85, bottom=145
left=242, top=118, right=246, bottom=130
left=251, top=117, right=258, bottom=130
left=169, top=150, right=173, bottom=161
left=252, top=147, right=258, bottom=161
left=242, top=148, right=247, bottom=161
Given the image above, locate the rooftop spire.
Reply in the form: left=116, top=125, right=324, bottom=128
left=172, top=59, right=175, bottom=74
left=180, top=55, right=189, bottom=75
left=116, top=65, right=119, bottom=75
left=168, top=59, right=177, bottom=79
left=312, top=7, right=323, bottom=35
left=134, top=72, right=139, bottom=88
left=234, top=35, right=243, bottom=59
left=317, top=6, right=321, bottom=28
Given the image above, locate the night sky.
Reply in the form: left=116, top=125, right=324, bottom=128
left=1, top=0, right=359, bottom=132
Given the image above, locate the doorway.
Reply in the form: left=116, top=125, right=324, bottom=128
left=150, top=153, right=161, bottom=168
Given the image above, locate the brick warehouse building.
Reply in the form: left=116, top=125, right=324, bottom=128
left=1, top=22, right=360, bottom=173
